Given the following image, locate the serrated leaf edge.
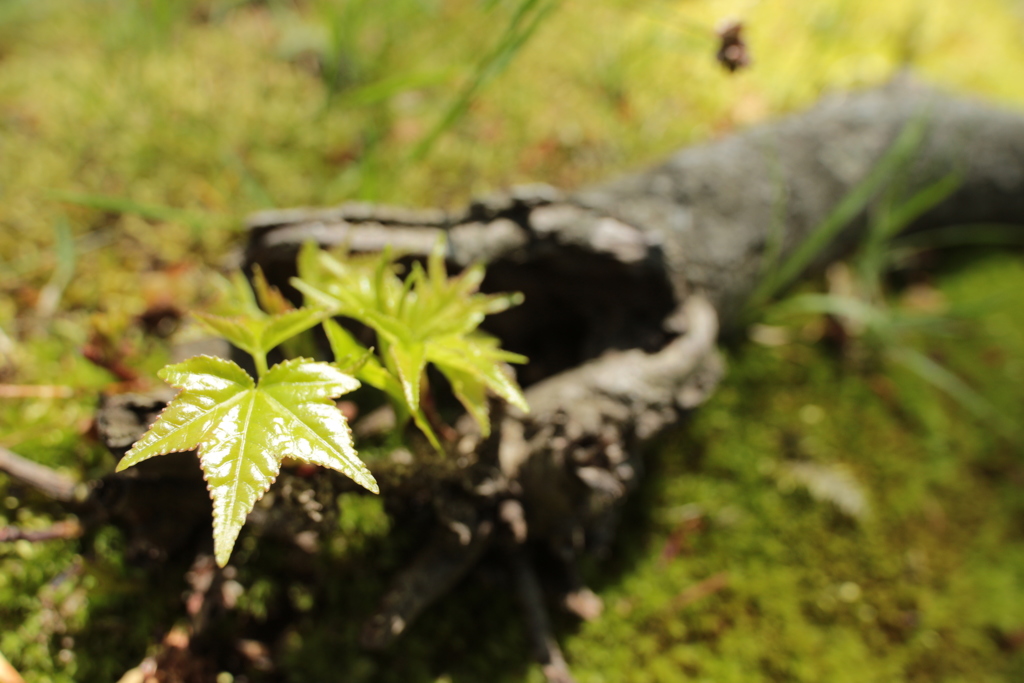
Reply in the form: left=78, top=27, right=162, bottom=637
left=117, top=355, right=253, bottom=471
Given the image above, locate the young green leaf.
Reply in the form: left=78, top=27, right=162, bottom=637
left=250, top=264, right=296, bottom=315
left=429, top=334, right=529, bottom=436
left=293, top=240, right=529, bottom=441
left=323, top=319, right=392, bottom=390
left=212, top=270, right=263, bottom=319
left=204, top=269, right=326, bottom=375
left=193, top=307, right=325, bottom=377
left=116, top=355, right=376, bottom=567
left=322, top=318, right=443, bottom=451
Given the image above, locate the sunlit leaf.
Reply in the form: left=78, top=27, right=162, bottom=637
left=194, top=307, right=324, bottom=363
left=117, top=355, right=375, bottom=567
left=430, top=334, right=529, bottom=435
left=435, top=361, right=490, bottom=436
left=292, top=238, right=529, bottom=449
left=261, top=308, right=328, bottom=352
left=384, top=342, right=421, bottom=411
left=323, top=318, right=440, bottom=449
left=251, top=264, right=295, bottom=315
left=322, top=319, right=388, bottom=390
left=212, top=270, right=262, bottom=318
left=322, top=317, right=367, bottom=365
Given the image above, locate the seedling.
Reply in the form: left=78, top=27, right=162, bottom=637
left=116, top=240, right=528, bottom=566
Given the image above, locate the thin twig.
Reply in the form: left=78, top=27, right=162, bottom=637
left=0, top=445, right=81, bottom=502
left=0, top=385, right=75, bottom=399
left=673, top=572, right=729, bottom=609
left=0, top=520, right=82, bottom=543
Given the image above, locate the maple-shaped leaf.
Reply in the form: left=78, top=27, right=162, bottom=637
left=322, top=318, right=443, bottom=450
left=428, top=334, right=528, bottom=436
left=116, top=355, right=376, bottom=567
left=195, top=308, right=324, bottom=364
left=293, top=239, right=528, bottom=441
left=203, top=271, right=325, bottom=374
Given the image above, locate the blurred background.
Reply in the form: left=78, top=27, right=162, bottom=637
left=2, top=1, right=1024, bottom=681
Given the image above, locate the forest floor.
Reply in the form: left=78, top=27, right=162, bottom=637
left=2, top=1, right=1024, bottom=681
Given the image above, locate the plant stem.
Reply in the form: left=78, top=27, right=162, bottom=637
left=254, top=352, right=268, bottom=378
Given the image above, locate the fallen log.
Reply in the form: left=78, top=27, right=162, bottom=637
left=247, top=76, right=1024, bottom=335
left=5, top=77, right=1024, bottom=682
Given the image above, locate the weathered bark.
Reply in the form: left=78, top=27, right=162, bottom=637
left=249, top=77, right=1024, bottom=330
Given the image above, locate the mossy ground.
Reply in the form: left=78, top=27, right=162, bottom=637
left=2, top=1, right=1024, bottom=681
left=562, top=252, right=1024, bottom=683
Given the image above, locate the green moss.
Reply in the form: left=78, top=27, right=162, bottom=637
left=561, top=252, right=1024, bottom=683
left=3, top=1, right=1024, bottom=680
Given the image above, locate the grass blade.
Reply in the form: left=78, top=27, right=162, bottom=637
left=746, top=115, right=929, bottom=315
left=877, top=171, right=961, bottom=242
left=411, top=0, right=557, bottom=161
left=771, top=293, right=889, bottom=330
left=35, top=218, right=76, bottom=318
left=888, top=346, right=1012, bottom=436
left=893, top=223, right=1024, bottom=250
left=48, top=191, right=213, bottom=234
